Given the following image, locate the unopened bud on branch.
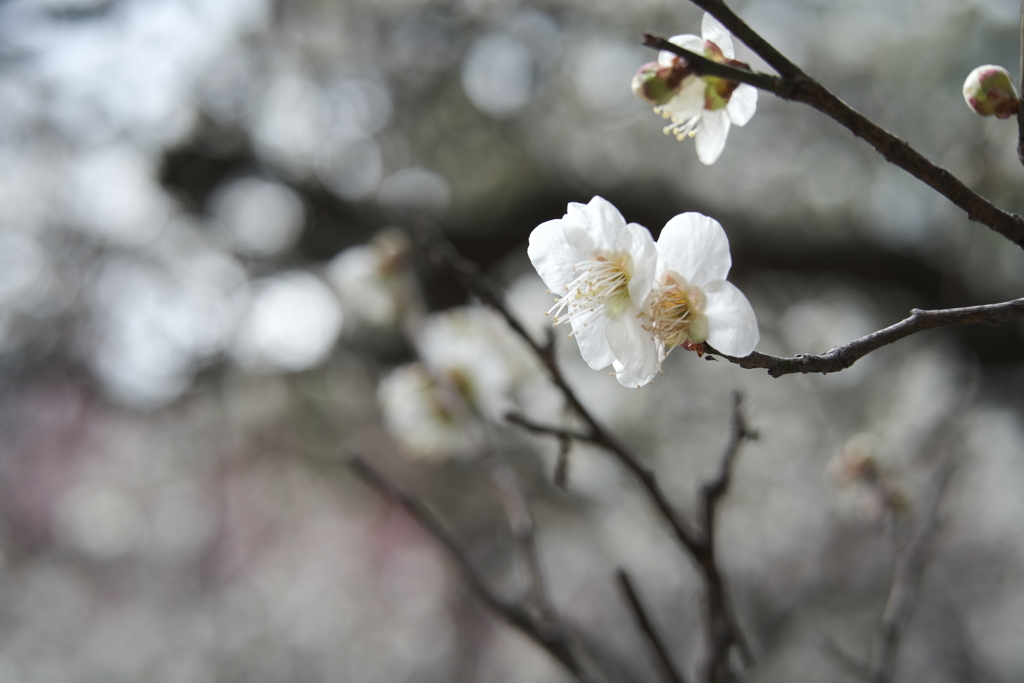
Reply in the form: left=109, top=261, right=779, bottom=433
left=631, top=61, right=689, bottom=106
left=963, top=65, right=1020, bottom=119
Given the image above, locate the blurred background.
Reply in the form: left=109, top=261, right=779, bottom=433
left=1, top=0, right=1024, bottom=680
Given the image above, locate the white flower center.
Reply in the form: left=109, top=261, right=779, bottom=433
left=549, top=254, right=632, bottom=329
left=646, top=275, right=707, bottom=348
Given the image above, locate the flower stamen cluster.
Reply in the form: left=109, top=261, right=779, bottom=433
left=549, top=254, right=633, bottom=331
left=646, top=275, right=707, bottom=349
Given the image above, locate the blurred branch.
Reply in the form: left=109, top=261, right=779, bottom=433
left=708, top=298, right=1024, bottom=378
left=869, top=460, right=956, bottom=683
left=823, top=397, right=965, bottom=683
left=506, top=412, right=596, bottom=445
left=347, top=454, right=599, bottom=683
left=1018, top=0, right=1024, bottom=169
left=616, top=569, right=691, bottom=683
left=644, top=17, right=1024, bottom=249
left=554, top=436, right=573, bottom=490
left=479, top=451, right=554, bottom=622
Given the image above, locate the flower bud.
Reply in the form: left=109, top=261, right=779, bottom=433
left=632, top=61, right=685, bottom=106
left=963, top=65, right=1020, bottom=119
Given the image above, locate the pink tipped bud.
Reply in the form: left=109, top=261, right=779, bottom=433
left=632, top=61, right=687, bottom=106
left=963, top=65, right=1020, bottom=119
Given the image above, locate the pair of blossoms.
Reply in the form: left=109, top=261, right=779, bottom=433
left=529, top=196, right=758, bottom=388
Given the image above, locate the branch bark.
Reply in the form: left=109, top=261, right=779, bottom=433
left=708, top=298, right=1024, bottom=378
left=869, top=462, right=956, bottom=682
left=644, top=27, right=1024, bottom=249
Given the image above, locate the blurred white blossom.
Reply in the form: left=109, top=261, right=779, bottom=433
left=379, top=305, right=538, bottom=459
left=326, top=229, right=416, bottom=329
left=377, top=363, right=478, bottom=460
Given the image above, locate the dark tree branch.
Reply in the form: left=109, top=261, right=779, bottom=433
left=616, top=569, right=691, bottom=683
left=643, top=25, right=1024, bottom=249
left=640, top=34, right=780, bottom=92
left=701, top=393, right=758, bottom=541
left=347, top=455, right=598, bottom=683
left=684, top=0, right=805, bottom=79
left=708, top=298, right=1024, bottom=378
left=506, top=412, right=596, bottom=445
left=694, top=395, right=757, bottom=682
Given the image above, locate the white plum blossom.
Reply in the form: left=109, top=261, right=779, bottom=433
left=528, top=196, right=659, bottom=381
left=378, top=305, right=538, bottom=460
left=416, top=305, right=535, bottom=423
left=615, top=212, right=759, bottom=387
left=654, top=13, right=758, bottom=165
left=326, top=228, right=415, bottom=328
left=377, top=363, right=477, bottom=460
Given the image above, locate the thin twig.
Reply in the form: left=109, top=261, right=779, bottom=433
left=869, top=461, right=956, bottom=683
left=616, top=569, right=690, bottom=683
left=347, top=455, right=598, bottom=683
left=643, top=25, right=1024, bottom=249
left=554, top=436, right=573, bottom=490
left=695, top=394, right=757, bottom=682
left=708, top=298, right=1024, bottom=378
left=506, top=412, right=597, bottom=445
left=479, top=451, right=554, bottom=621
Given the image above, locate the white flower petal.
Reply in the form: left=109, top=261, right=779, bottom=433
left=701, top=13, right=734, bottom=58
left=604, top=310, right=659, bottom=379
left=659, top=34, right=702, bottom=66
left=727, top=84, right=757, bottom=126
left=702, top=280, right=759, bottom=356
left=660, top=77, right=705, bottom=123
left=656, top=212, right=732, bottom=286
left=571, top=316, right=615, bottom=370
left=695, top=108, right=731, bottom=165
left=528, top=219, right=583, bottom=295
left=626, top=222, right=657, bottom=307
left=613, top=359, right=655, bottom=388
left=566, top=196, right=628, bottom=253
